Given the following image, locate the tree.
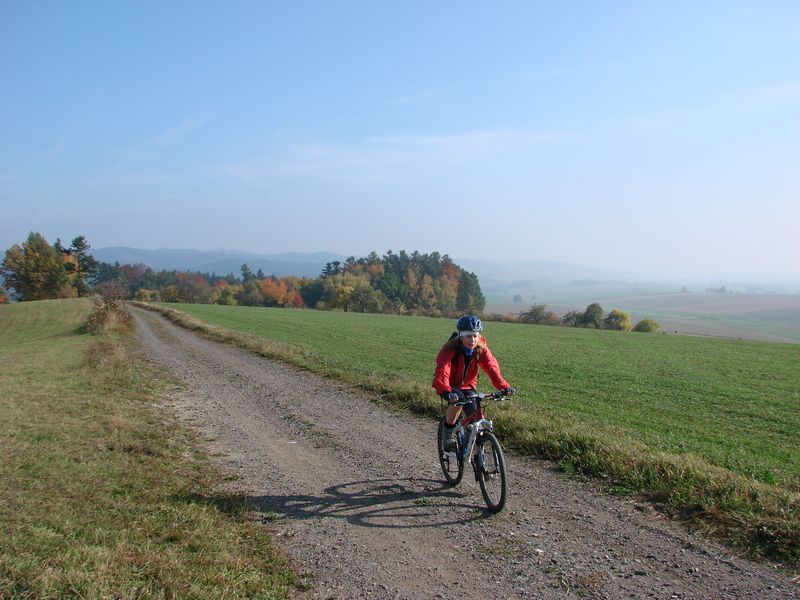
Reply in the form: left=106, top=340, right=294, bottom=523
left=236, top=280, right=263, bottom=306
left=580, top=303, right=605, bottom=328
left=174, top=273, right=211, bottom=303
left=241, top=263, right=255, bottom=283
left=633, top=318, right=660, bottom=333
left=518, top=304, right=548, bottom=324
left=299, top=278, right=325, bottom=308
left=66, top=235, right=99, bottom=297
left=1, top=232, right=69, bottom=300
left=321, top=261, right=342, bottom=277
left=561, top=311, right=582, bottom=327
left=260, top=278, right=288, bottom=306
left=603, top=309, right=632, bottom=331
left=347, top=284, right=387, bottom=313
left=456, top=270, right=485, bottom=313
left=216, top=287, right=238, bottom=305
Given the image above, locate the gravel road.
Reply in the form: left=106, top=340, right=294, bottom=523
left=130, top=306, right=797, bottom=599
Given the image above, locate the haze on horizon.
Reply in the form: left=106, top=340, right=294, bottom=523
left=1, top=2, right=798, bottom=282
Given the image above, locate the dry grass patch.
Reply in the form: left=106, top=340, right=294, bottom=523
left=0, top=299, right=299, bottom=598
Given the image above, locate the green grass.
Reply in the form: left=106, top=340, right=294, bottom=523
left=140, top=302, right=800, bottom=565
left=0, top=299, right=298, bottom=598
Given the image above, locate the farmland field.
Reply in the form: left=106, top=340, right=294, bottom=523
left=486, top=291, right=800, bottom=344
left=154, top=302, right=800, bottom=492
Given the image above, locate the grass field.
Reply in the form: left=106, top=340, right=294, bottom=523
left=0, top=299, right=298, bottom=598
left=142, top=302, right=800, bottom=563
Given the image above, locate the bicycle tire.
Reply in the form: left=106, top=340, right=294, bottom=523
left=437, top=418, right=464, bottom=486
left=477, top=431, right=507, bottom=512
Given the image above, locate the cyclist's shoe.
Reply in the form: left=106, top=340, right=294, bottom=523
left=442, top=424, right=458, bottom=452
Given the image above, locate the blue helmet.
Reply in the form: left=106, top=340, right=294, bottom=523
left=456, top=314, right=483, bottom=333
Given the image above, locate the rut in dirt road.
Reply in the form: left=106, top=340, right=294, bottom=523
left=130, top=306, right=797, bottom=600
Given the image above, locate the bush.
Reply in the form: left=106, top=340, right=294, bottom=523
left=634, top=318, right=660, bottom=333
left=85, top=297, right=132, bottom=334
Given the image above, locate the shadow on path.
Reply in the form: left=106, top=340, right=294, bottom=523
left=178, top=478, right=496, bottom=530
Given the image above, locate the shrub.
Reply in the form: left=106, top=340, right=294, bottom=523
left=85, top=298, right=132, bottom=334
left=634, top=318, right=660, bottom=333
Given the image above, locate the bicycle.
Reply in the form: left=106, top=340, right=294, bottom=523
left=436, top=390, right=512, bottom=512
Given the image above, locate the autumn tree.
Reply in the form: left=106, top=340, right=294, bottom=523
left=174, top=273, right=211, bottom=303
left=260, top=278, right=289, bottom=306
left=603, top=309, right=632, bottom=331
left=1, top=232, right=69, bottom=300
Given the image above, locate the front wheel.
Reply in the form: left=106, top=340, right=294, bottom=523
left=437, top=418, right=464, bottom=486
left=477, top=432, right=507, bottom=512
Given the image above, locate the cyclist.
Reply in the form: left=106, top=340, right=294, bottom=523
left=433, top=315, right=515, bottom=451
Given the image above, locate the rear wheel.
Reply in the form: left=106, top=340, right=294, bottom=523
left=437, top=418, right=464, bottom=486
left=477, top=432, right=507, bottom=512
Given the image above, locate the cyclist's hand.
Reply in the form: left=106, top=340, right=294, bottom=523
left=502, top=387, right=516, bottom=396
left=442, top=391, right=460, bottom=404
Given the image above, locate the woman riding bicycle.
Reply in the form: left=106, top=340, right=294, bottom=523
left=432, top=315, right=515, bottom=451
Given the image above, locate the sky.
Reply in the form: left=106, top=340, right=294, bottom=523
left=1, top=1, right=799, bottom=280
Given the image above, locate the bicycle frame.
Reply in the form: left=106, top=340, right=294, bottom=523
left=457, top=395, right=497, bottom=478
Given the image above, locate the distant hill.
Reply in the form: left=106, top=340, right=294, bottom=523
left=92, top=248, right=641, bottom=286
left=93, top=247, right=347, bottom=278
left=456, top=257, right=641, bottom=291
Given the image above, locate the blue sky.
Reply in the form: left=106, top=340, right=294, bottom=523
left=1, top=1, right=799, bottom=279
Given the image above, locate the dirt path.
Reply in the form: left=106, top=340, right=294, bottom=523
left=130, top=307, right=797, bottom=599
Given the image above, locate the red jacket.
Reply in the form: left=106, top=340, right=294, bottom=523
left=432, top=338, right=509, bottom=395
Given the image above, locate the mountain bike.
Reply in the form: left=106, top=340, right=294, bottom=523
left=436, top=390, right=512, bottom=513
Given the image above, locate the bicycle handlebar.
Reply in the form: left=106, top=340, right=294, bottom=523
left=450, top=390, right=514, bottom=406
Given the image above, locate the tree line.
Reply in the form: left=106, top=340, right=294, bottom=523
left=1, top=233, right=485, bottom=317
left=1, top=232, right=659, bottom=332
left=488, top=302, right=660, bottom=333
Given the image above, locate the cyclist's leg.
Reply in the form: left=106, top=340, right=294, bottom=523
left=444, top=404, right=462, bottom=426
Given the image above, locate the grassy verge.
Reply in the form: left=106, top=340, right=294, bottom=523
left=132, top=302, right=799, bottom=568
left=0, top=299, right=299, bottom=598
